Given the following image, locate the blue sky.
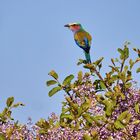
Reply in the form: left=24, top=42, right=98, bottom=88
left=0, top=0, right=140, bottom=123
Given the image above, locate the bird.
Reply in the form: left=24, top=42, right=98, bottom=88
left=64, top=23, right=92, bottom=63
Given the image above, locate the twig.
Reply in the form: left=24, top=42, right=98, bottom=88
left=66, top=91, right=73, bottom=101
left=117, top=59, right=125, bottom=85
left=120, top=129, right=133, bottom=140
left=120, top=59, right=125, bottom=73
left=91, top=66, right=112, bottom=91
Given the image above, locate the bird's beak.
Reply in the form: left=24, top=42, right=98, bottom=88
left=64, top=24, right=70, bottom=27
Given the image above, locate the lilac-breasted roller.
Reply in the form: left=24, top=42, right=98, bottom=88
left=64, top=23, right=92, bottom=63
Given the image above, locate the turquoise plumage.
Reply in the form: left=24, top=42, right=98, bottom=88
left=64, top=23, right=92, bottom=63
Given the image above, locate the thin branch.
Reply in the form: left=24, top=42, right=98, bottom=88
left=66, top=91, right=73, bottom=101
left=62, top=85, right=73, bottom=101
left=120, top=129, right=133, bottom=140
left=120, top=59, right=125, bottom=73
left=91, top=66, right=112, bottom=91
left=94, top=68, right=104, bottom=81
left=117, top=58, right=125, bottom=85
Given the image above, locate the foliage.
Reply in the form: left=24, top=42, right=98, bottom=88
left=0, top=42, right=140, bottom=139
left=45, top=42, right=140, bottom=139
left=0, top=97, right=24, bottom=123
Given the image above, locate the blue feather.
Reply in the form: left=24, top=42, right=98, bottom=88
left=74, top=38, right=91, bottom=63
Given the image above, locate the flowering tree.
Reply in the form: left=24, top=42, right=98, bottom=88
left=0, top=42, right=140, bottom=140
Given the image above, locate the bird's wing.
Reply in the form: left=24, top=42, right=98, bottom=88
left=74, top=31, right=92, bottom=53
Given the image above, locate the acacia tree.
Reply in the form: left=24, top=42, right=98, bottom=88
left=0, top=42, right=140, bottom=140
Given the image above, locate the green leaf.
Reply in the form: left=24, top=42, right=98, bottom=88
left=83, top=64, right=94, bottom=70
left=83, top=134, right=92, bottom=140
left=48, top=86, right=62, bottom=97
left=91, top=115, right=106, bottom=126
left=118, top=111, right=131, bottom=121
left=136, top=68, right=140, bottom=73
left=81, top=98, right=91, bottom=111
left=78, top=71, right=83, bottom=82
left=12, top=102, right=25, bottom=108
left=62, top=101, right=67, bottom=106
left=109, top=65, right=119, bottom=72
left=119, top=92, right=125, bottom=100
left=6, top=97, right=14, bottom=107
left=39, top=129, right=47, bottom=134
left=95, top=94, right=104, bottom=103
left=118, top=72, right=126, bottom=83
left=132, top=120, right=140, bottom=125
left=114, top=111, right=132, bottom=129
left=111, top=75, right=119, bottom=81
left=36, top=118, right=50, bottom=129
left=118, top=45, right=129, bottom=60
left=125, top=82, right=132, bottom=89
left=123, top=46, right=129, bottom=59
left=100, top=81, right=106, bottom=89
left=137, top=131, right=140, bottom=140
left=94, top=57, right=104, bottom=66
left=0, top=133, right=6, bottom=140
left=46, top=80, right=57, bottom=86
left=62, top=107, right=69, bottom=114
left=48, top=70, right=58, bottom=80
left=126, top=70, right=132, bottom=81
left=91, top=130, right=98, bottom=139
left=12, top=104, right=20, bottom=108
left=118, top=48, right=124, bottom=60
left=129, top=59, right=134, bottom=69
left=103, top=99, right=116, bottom=116
left=77, top=108, right=83, bottom=116
left=133, top=48, right=140, bottom=58
left=133, top=48, right=137, bottom=52
left=114, top=120, right=125, bottom=129
left=60, top=114, right=73, bottom=120
left=6, top=110, right=12, bottom=118
left=135, top=103, right=140, bottom=114
left=2, top=107, right=8, bottom=115
left=105, top=91, right=112, bottom=98
left=124, top=65, right=128, bottom=73
left=71, top=103, right=79, bottom=111
left=77, top=59, right=86, bottom=65
left=63, top=75, right=74, bottom=85
left=82, top=113, right=93, bottom=124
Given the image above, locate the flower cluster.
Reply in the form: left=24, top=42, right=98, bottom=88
left=0, top=120, right=37, bottom=139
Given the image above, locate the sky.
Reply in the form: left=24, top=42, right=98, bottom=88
left=0, top=0, right=140, bottom=123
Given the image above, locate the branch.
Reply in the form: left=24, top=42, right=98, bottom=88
left=120, top=59, right=125, bottom=73
left=66, top=91, right=73, bottom=101
left=90, top=66, right=112, bottom=91
left=117, top=58, right=126, bottom=86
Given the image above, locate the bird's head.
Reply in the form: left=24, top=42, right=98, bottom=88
left=64, top=23, right=82, bottom=32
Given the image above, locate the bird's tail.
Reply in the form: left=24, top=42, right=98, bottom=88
left=84, top=51, right=91, bottom=63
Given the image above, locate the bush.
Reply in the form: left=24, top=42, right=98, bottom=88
left=0, top=42, right=140, bottom=140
